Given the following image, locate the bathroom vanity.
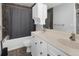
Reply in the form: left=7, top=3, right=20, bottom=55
left=31, top=29, right=79, bottom=56
left=30, top=35, right=67, bottom=56
left=3, top=29, right=79, bottom=56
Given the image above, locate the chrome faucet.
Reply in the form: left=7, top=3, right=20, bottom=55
left=69, top=33, right=75, bottom=41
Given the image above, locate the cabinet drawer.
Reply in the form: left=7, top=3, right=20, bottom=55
left=33, top=36, right=47, bottom=49
left=38, top=39, right=47, bottom=56
left=31, top=36, right=47, bottom=56
left=47, top=44, right=67, bottom=56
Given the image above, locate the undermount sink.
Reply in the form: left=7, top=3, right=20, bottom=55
left=58, top=39, right=79, bottom=49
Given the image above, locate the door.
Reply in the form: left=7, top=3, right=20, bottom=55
left=76, top=4, right=79, bottom=34
left=45, top=8, right=53, bottom=29
left=76, top=12, right=79, bottom=34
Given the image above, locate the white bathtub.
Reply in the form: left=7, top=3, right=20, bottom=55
left=3, top=36, right=32, bottom=51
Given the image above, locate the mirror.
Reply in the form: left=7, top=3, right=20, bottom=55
left=2, top=3, right=79, bottom=40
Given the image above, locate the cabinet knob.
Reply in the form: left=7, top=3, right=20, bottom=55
left=40, top=41, right=43, bottom=44
left=40, top=52, right=43, bottom=55
left=35, top=42, right=37, bottom=45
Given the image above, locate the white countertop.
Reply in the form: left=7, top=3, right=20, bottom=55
left=32, top=29, right=79, bottom=56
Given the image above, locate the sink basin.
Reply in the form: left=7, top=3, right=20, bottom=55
left=58, top=39, right=79, bottom=49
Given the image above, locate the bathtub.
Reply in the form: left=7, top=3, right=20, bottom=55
left=3, top=36, right=32, bottom=52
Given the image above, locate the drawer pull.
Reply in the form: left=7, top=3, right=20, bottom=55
left=40, top=41, right=43, bottom=44
left=47, top=54, right=50, bottom=56
left=35, top=42, right=37, bottom=45
left=40, top=52, right=43, bottom=55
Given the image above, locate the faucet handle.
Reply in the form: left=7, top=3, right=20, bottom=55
left=69, top=33, right=75, bottom=41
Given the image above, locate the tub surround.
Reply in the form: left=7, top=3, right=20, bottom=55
left=31, top=29, right=79, bottom=56
left=3, top=36, right=31, bottom=51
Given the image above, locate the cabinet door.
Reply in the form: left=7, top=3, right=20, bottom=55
left=31, top=36, right=41, bottom=56
left=38, top=39, right=47, bottom=56
left=31, top=36, right=47, bottom=56
left=31, top=38, right=37, bottom=56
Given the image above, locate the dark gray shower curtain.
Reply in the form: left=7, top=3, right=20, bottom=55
left=6, top=5, right=32, bottom=39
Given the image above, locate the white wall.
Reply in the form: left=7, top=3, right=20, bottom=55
left=53, top=3, right=75, bottom=33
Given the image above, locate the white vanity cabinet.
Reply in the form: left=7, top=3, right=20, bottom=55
left=31, top=36, right=47, bottom=56
left=31, top=36, right=67, bottom=56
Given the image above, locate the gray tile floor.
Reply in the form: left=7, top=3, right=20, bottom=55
left=8, top=47, right=32, bottom=56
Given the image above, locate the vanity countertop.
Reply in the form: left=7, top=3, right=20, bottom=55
left=32, top=29, right=79, bottom=56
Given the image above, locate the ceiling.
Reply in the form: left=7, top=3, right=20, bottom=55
left=45, top=3, right=62, bottom=9
left=16, top=3, right=62, bottom=9
left=15, top=3, right=34, bottom=7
